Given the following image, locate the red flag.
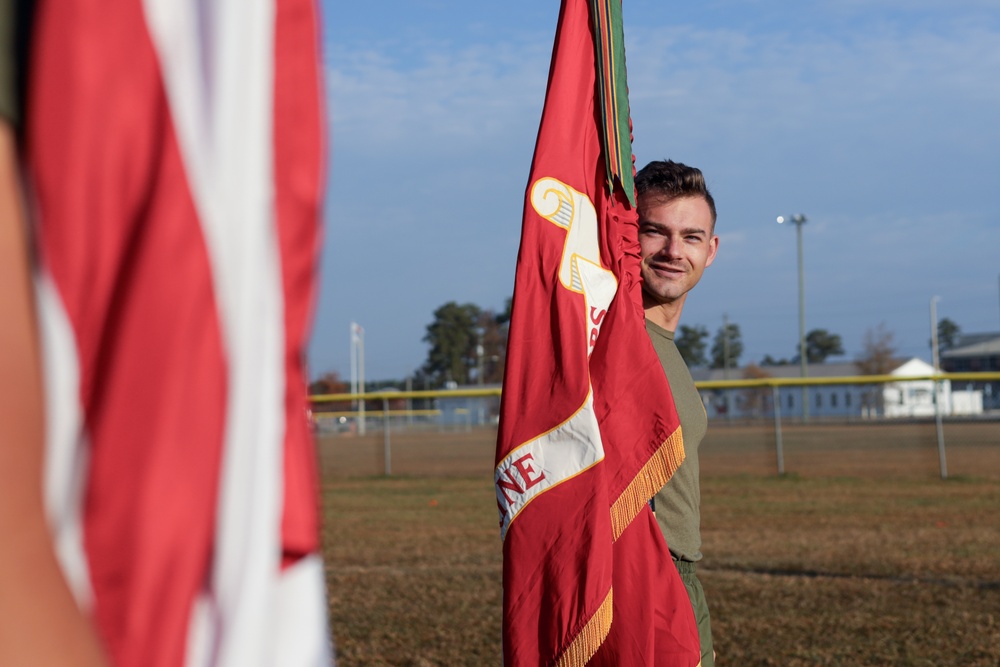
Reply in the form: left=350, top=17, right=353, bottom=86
left=495, top=0, right=701, bottom=664
left=25, top=0, right=331, bottom=664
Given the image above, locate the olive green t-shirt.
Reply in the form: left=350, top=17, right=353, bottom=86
left=0, top=0, right=20, bottom=125
left=1, top=0, right=18, bottom=125
left=647, top=320, right=708, bottom=562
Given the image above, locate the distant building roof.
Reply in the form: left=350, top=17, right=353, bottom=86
left=890, top=358, right=935, bottom=377
left=690, top=357, right=918, bottom=382
left=942, top=333, right=1000, bottom=359
left=952, top=332, right=1000, bottom=348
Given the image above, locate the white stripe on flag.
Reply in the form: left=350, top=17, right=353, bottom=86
left=142, top=0, right=288, bottom=664
left=36, top=270, right=95, bottom=610
left=495, top=391, right=605, bottom=541
left=274, top=555, right=335, bottom=666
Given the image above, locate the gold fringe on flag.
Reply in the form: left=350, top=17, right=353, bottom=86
left=610, top=427, right=685, bottom=540
left=553, top=429, right=685, bottom=666
left=554, top=588, right=614, bottom=667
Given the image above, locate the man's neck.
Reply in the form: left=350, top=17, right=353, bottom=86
left=643, top=294, right=685, bottom=331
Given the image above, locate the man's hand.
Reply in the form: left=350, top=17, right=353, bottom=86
left=0, top=122, right=109, bottom=667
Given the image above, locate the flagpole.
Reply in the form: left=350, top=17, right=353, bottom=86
left=350, top=322, right=358, bottom=404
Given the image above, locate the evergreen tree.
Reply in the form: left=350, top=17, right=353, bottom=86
left=676, top=324, right=709, bottom=367
left=937, top=317, right=960, bottom=352
left=804, top=328, right=845, bottom=363
left=710, top=322, right=743, bottom=369
left=422, top=301, right=481, bottom=386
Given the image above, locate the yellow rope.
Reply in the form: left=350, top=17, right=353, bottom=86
left=610, top=427, right=685, bottom=540
left=554, top=588, right=614, bottom=667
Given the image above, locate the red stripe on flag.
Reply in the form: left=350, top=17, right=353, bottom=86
left=27, top=1, right=226, bottom=665
left=272, top=0, right=326, bottom=567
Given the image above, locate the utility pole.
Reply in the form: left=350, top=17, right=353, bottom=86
left=778, top=214, right=809, bottom=421
left=722, top=313, right=731, bottom=419
left=722, top=313, right=731, bottom=380
left=476, top=332, right=485, bottom=426
left=930, top=297, right=941, bottom=372
left=930, top=296, right=947, bottom=479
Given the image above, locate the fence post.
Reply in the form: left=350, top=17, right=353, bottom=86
left=383, top=396, right=391, bottom=476
left=772, top=384, right=785, bottom=476
left=934, top=379, right=947, bottom=480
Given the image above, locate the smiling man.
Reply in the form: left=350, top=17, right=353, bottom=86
left=637, top=159, right=719, bottom=667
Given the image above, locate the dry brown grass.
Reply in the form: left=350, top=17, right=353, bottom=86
left=319, top=423, right=1000, bottom=666
left=701, top=475, right=1000, bottom=666
left=322, top=476, right=502, bottom=666
left=707, top=571, right=999, bottom=666
left=700, top=420, right=1000, bottom=481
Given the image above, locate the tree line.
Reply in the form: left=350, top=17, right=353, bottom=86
left=308, top=299, right=511, bottom=395
left=673, top=324, right=845, bottom=370
left=309, top=304, right=966, bottom=393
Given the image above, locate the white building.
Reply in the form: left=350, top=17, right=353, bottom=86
left=882, top=358, right=981, bottom=418
left=691, top=357, right=983, bottom=420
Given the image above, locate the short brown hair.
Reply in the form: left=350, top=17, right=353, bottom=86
left=636, top=160, right=717, bottom=231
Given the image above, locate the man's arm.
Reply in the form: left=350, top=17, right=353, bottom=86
left=0, top=122, right=108, bottom=667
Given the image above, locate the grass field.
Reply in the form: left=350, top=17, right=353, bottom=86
left=319, top=422, right=1000, bottom=666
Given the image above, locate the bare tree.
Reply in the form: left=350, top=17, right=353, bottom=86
left=741, top=364, right=773, bottom=417
left=309, top=371, right=348, bottom=395
left=857, top=323, right=897, bottom=416
left=308, top=371, right=351, bottom=414
left=476, top=309, right=507, bottom=385
left=857, top=323, right=897, bottom=375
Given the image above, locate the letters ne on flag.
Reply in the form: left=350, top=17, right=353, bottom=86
left=495, top=0, right=702, bottom=665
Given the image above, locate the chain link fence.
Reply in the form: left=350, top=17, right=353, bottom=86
left=312, top=373, right=1000, bottom=480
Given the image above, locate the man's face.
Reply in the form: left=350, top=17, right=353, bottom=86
left=638, top=194, right=719, bottom=306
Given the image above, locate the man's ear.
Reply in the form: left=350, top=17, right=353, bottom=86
left=705, top=234, right=719, bottom=268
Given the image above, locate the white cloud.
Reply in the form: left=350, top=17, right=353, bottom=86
left=309, top=2, right=1000, bottom=377
left=326, top=40, right=551, bottom=152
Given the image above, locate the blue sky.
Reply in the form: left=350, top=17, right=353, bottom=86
left=311, top=0, right=1000, bottom=381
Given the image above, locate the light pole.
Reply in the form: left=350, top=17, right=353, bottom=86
left=350, top=322, right=365, bottom=435
left=778, top=214, right=809, bottom=421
